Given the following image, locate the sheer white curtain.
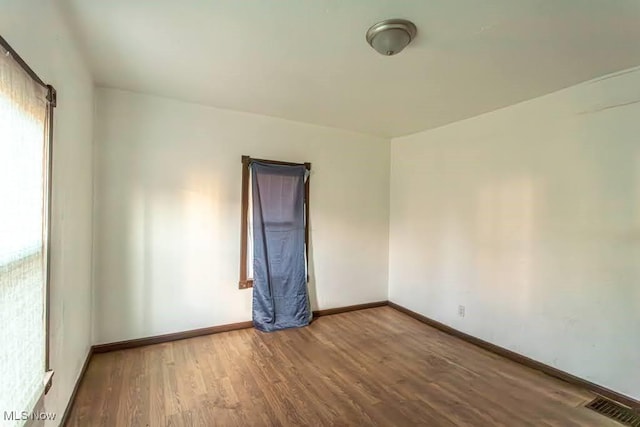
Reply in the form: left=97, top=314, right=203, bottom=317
left=0, top=45, right=49, bottom=424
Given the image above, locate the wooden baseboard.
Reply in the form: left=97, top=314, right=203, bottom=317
left=388, top=301, right=639, bottom=410
left=92, top=320, right=255, bottom=354
left=313, top=300, right=388, bottom=317
left=92, top=301, right=390, bottom=354
left=60, top=347, right=93, bottom=427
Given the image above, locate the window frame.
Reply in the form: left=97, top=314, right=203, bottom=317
left=0, top=34, right=56, bottom=393
left=239, top=155, right=311, bottom=289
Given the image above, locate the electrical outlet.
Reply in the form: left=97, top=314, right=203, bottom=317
left=458, top=305, right=465, bottom=317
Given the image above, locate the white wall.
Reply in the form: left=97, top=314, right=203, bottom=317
left=0, top=0, right=94, bottom=424
left=389, top=66, right=640, bottom=400
left=93, top=88, right=389, bottom=344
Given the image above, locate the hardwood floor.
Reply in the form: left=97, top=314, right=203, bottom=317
left=66, top=307, right=615, bottom=426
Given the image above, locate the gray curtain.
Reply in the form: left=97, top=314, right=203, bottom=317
left=251, top=161, right=311, bottom=332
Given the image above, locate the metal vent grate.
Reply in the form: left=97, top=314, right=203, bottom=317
left=586, top=397, right=640, bottom=426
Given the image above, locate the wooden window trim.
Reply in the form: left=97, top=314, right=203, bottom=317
left=239, top=155, right=311, bottom=289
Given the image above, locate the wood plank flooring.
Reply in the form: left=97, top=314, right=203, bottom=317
left=66, top=307, right=616, bottom=426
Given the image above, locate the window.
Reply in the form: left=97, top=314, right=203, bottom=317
left=0, top=36, right=55, bottom=423
left=239, top=156, right=310, bottom=289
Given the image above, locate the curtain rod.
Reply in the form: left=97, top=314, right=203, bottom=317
left=0, top=34, right=57, bottom=106
left=242, top=155, right=311, bottom=170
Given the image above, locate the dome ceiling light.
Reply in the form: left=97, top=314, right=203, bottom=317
left=366, top=19, right=417, bottom=56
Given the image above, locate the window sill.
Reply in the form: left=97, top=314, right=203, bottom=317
left=44, top=370, right=54, bottom=394
left=239, top=279, right=254, bottom=289
left=239, top=276, right=310, bottom=289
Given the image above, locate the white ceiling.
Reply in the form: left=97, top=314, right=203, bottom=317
left=60, top=0, right=640, bottom=137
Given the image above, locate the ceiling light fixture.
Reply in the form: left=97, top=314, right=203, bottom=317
left=366, top=19, right=417, bottom=56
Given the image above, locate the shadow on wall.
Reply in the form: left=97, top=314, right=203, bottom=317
left=474, top=176, right=538, bottom=315
left=103, top=168, right=232, bottom=339
left=636, top=151, right=640, bottom=309
left=307, top=204, right=318, bottom=313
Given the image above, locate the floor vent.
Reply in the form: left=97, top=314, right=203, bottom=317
left=586, top=397, right=640, bottom=426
